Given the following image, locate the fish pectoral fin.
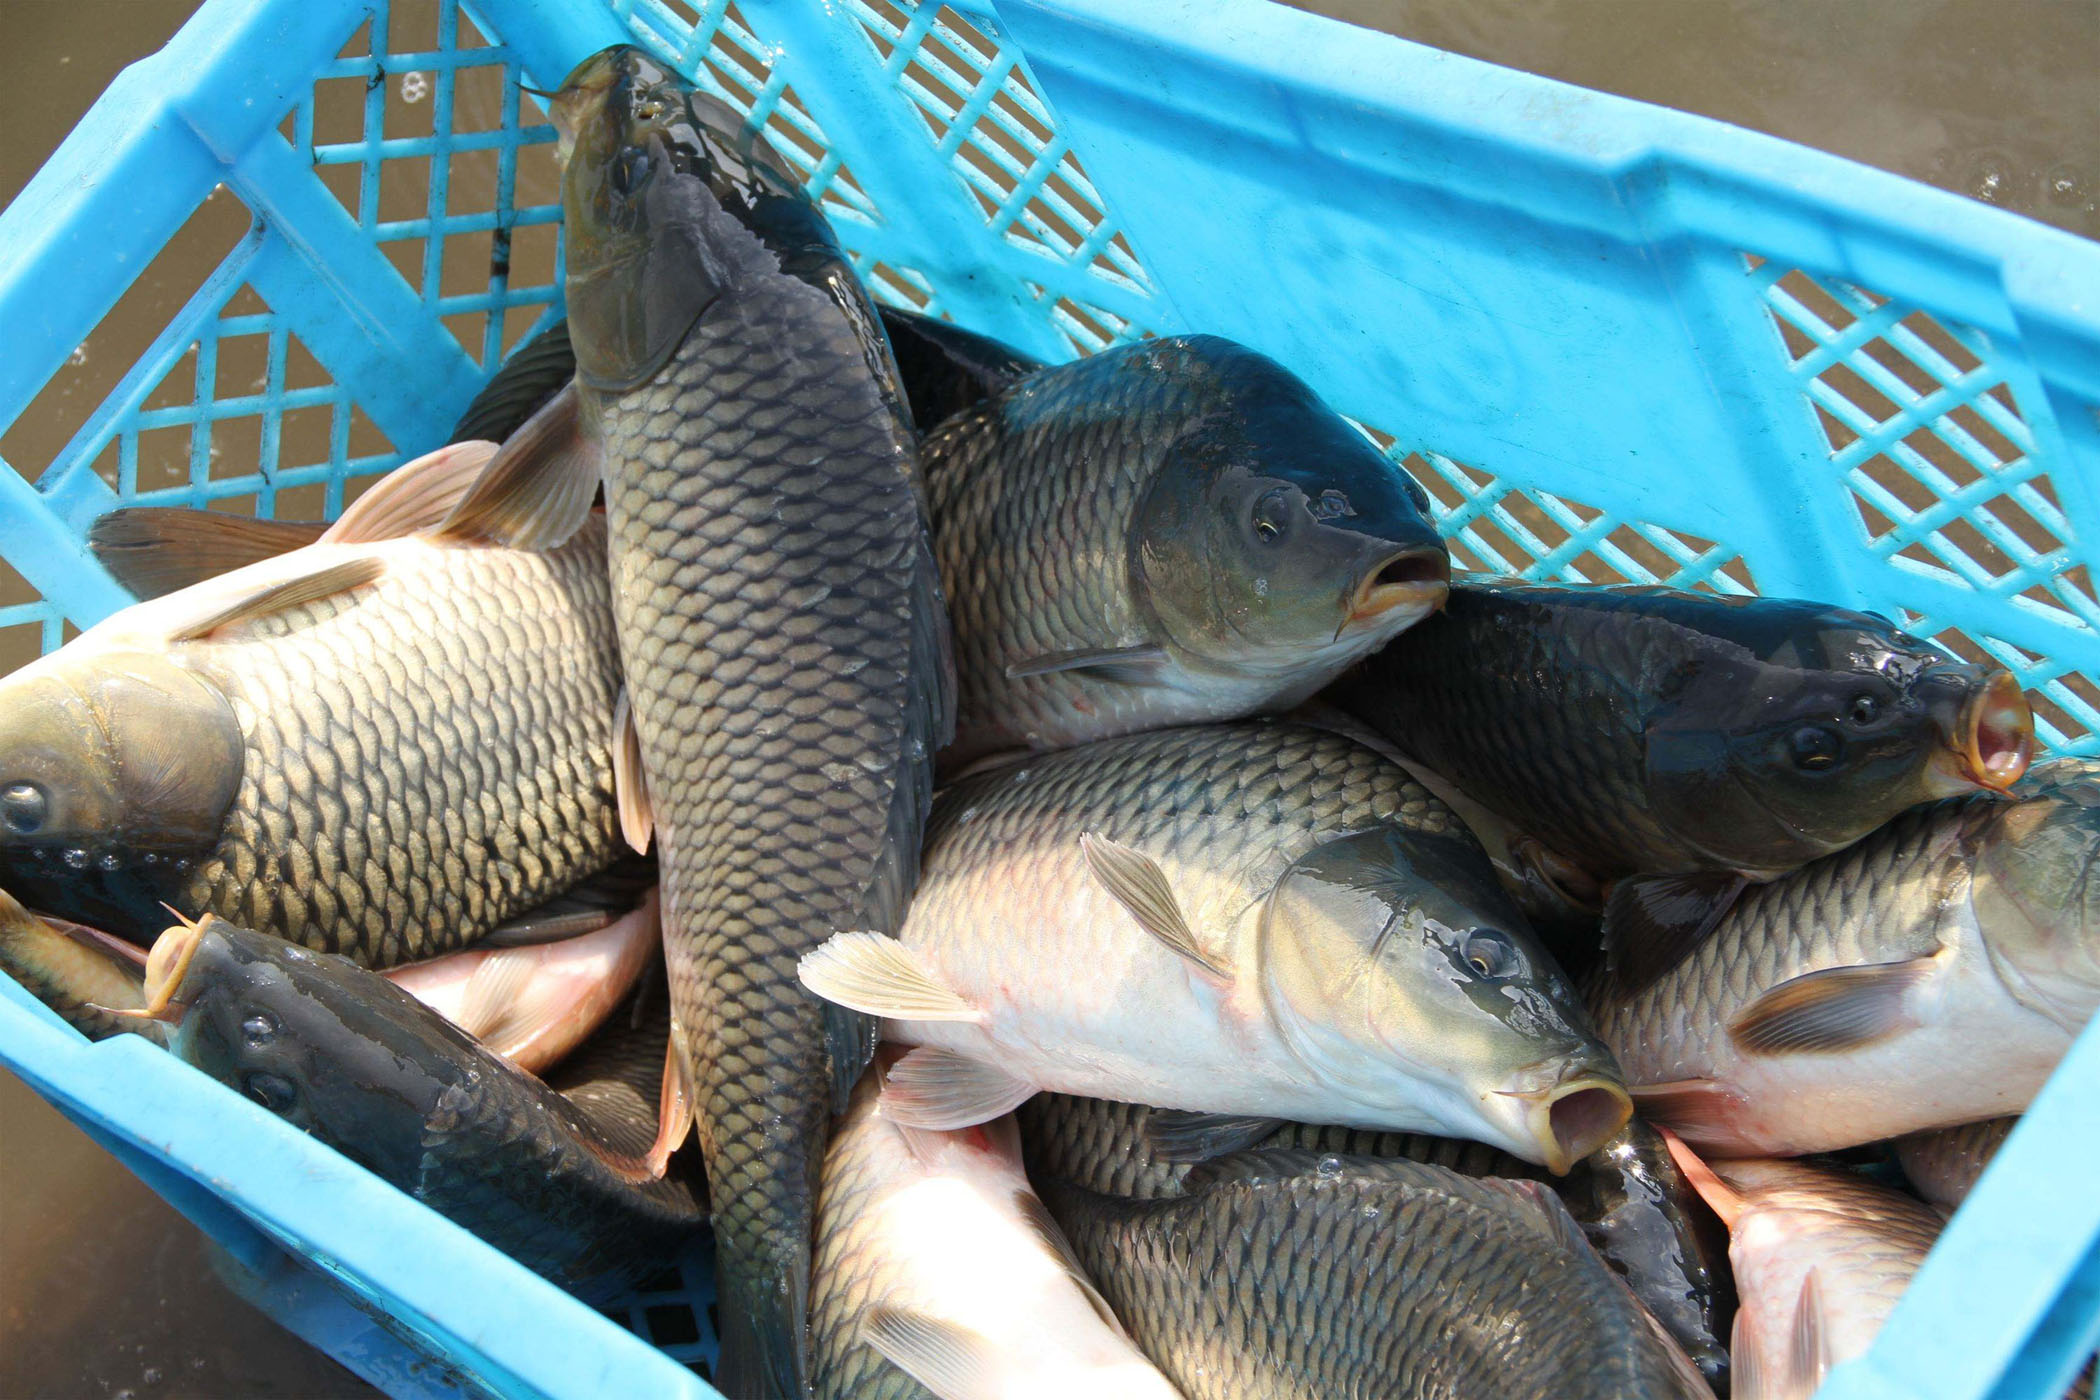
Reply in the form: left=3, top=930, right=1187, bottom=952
left=1726, top=957, right=1936, bottom=1056
left=435, top=382, right=601, bottom=550
left=1145, top=1109, right=1283, bottom=1162
left=644, top=1019, right=698, bottom=1178
left=612, top=688, right=653, bottom=854
left=1004, top=643, right=1170, bottom=686
left=1658, top=1127, right=1744, bottom=1228
left=1787, top=1269, right=1832, bottom=1400
left=1508, top=836, right=1604, bottom=909
left=89, top=509, right=327, bottom=598
left=1011, top=1189, right=1132, bottom=1337
left=165, top=557, right=386, bottom=642
left=862, top=1305, right=1006, bottom=1400
left=450, top=946, right=539, bottom=1042
left=1731, top=1309, right=1769, bottom=1400
left=799, top=933, right=983, bottom=1022
left=1600, top=871, right=1749, bottom=996
left=1080, top=833, right=1231, bottom=981
left=878, top=1048, right=1035, bottom=1130
left=1629, top=1078, right=1748, bottom=1148
left=318, top=440, right=497, bottom=544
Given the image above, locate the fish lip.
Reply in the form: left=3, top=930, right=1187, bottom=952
left=1494, top=1066, right=1634, bottom=1174
left=1956, top=670, right=2034, bottom=791
left=1344, top=545, right=1451, bottom=631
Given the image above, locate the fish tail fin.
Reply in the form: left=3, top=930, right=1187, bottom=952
left=711, top=1239, right=812, bottom=1400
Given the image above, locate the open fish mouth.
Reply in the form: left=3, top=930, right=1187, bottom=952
left=1494, top=1070, right=1635, bottom=1175
left=1345, top=546, right=1450, bottom=631
left=1960, top=670, right=2034, bottom=790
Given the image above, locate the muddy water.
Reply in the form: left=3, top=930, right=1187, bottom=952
left=0, top=0, right=2092, bottom=1394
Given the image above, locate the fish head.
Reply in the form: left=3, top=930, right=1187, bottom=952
left=554, top=46, right=821, bottom=393
left=0, top=651, right=241, bottom=937
left=1256, top=823, right=1630, bottom=1174
left=1645, top=608, right=2032, bottom=870
left=1969, top=759, right=2100, bottom=1032
left=1130, top=342, right=1448, bottom=679
left=147, top=915, right=451, bottom=1180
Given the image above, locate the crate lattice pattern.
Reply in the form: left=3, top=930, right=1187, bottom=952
left=1755, top=263, right=2099, bottom=751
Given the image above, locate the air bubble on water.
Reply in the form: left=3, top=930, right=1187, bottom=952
left=823, top=761, right=861, bottom=785
left=1360, top=1203, right=1380, bottom=1221
left=67, top=343, right=88, bottom=367
left=98, top=851, right=122, bottom=872
left=399, top=71, right=430, bottom=103
left=141, top=1369, right=163, bottom=1386
left=63, top=847, right=89, bottom=870
left=1254, top=576, right=1269, bottom=600
left=1317, top=1153, right=1342, bottom=1178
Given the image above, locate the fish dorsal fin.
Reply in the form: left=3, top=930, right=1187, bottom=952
left=878, top=1047, right=1035, bottom=1130
left=1786, top=1269, right=1831, bottom=1399
left=318, top=440, right=496, bottom=545
left=1727, top=958, right=1936, bottom=1056
left=1601, top=871, right=1748, bottom=995
left=435, top=382, right=600, bottom=549
left=167, top=557, right=385, bottom=643
left=613, top=688, right=653, bottom=854
left=861, top=1306, right=1004, bottom=1400
left=1005, top=643, right=1169, bottom=686
left=89, top=509, right=327, bottom=598
left=1080, top=833, right=1230, bottom=980
left=1011, top=1188, right=1130, bottom=1336
left=799, top=932, right=982, bottom=1022
left=1145, top=1110, right=1283, bottom=1163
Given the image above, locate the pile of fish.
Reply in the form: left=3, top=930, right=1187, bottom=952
left=4, top=42, right=2096, bottom=1400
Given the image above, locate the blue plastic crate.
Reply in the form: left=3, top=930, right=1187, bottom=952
left=0, top=0, right=2095, bottom=1395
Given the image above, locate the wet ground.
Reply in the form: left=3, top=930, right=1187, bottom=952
left=0, top=0, right=2092, bottom=1395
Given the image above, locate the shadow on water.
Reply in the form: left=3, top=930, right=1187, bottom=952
left=0, top=0, right=2092, bottom=1393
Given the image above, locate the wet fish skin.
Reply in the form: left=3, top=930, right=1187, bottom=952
left=1676, top=1152, right=1940, bottom=1397
left=1892, top=1116, right=2016, bottom=1213
left=557, top=48, right=951, bottom=1396
left=1020, top=1094, right=1732, bottom=1387
left=158, top=916, right=703, bottom=1300
left=812, top=1063, right=1182, bottom=1400
left=0, top=508, right=621, bottom=964
left=0, top=887, right=160, bottom=1044
left=806, top=722, right=1629, bottom=1173
left=1325, top=579, right=2032, bottom=889
left=1042, top=1149, right=1713, bottom=1400
left=929, top=337, right=1448, bottom=769
left=1589, top=760, right=2100, bottom=1155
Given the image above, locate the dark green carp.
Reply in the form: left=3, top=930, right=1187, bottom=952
left=1019, top=1093, right=1733, bottom=1389
left=127, top=912, right=702, bottom=1301
left=1326, top=578, right=2034, bottom=985
left=0, top=442, right=622, bottom=966
left=552, top=47, right=953, bottom=1395
left=1040, top=1149, right=1714, bottom=1399
left=929, top=337, right=1448, bottom=768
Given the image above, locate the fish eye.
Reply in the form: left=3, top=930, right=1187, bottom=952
left=1, top=781, right=46, bottom=834
left=1791, top=725, right=1843, bottom=771
left=1462, top=929, right=1515, bottom=979
left=1251, top=488, right=1292, bottom=544
left=241, top=1012, right=278, bottom=1048
left=1847, top=694, right=1881, bottom=726
left=241, top=1071, right=298, bottom=1114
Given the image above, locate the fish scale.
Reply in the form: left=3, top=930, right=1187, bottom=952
left=1043, top=1153, right=1711, bottom=1399
left=171, top=522, right=620, bottom=966
left=1588, top=797, right=1972, bottom=1087
left=594, top=273, right=944, bottom=1390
